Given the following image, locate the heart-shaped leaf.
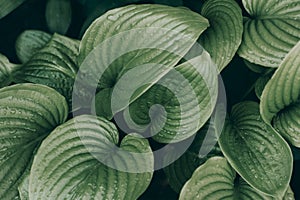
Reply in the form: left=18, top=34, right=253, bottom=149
left=14, top=33, right=79, bottom=106
left=0, top=0, right=26, bottom=19
left=260, top=41, right=300, bottom=147
left=15, top=30, right=51, bottom=63
left=219, top=101, right=293, bottom=197
left=0, top=83, right=68, bottom=199
left=0, top=53, right=20, bottom=88
left=29, top=115, right=154, bottom=200
left=77, top=4, right=209, bottom=104
left=123, top=52, right=218, bottom=143
left=179, top=156, right=293, bottom=200
left=199, top=0, right=243, bottom=72
left=238, top=0, right=300, bottom=67
left=45, top=0, right=72, bottom=34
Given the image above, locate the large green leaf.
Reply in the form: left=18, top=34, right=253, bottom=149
left=260, top=41, right=300, bottom=147
left=0, top=0, right=26, bottom=19
left=0, top=83, right=68, bottom=199
left=14, top=33, right=79, bottom=106
left=45, top=0, right=72, bottom=34
left=15, top=30, right=52, bottom=63
left=179, top=156, right=283, bottom=200
left=0, top=53, right=20, bottom=88
left=238, top=0, right=300, bottom=67
left=77, top=4, right=209, bottom=104
left=124, top=52, right=218, bottom=143
left=199, top=0, right=243, bottom=72
left=29, top=115, right=153, bottom=200
left=219, top=101, right=293, bottom=197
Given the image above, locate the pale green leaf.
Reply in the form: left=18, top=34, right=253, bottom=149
left=0, top=83, right=68, bottom=199
left=260, top=41, right=300, bottom=147
left=238, top=0, right=300, bottom=67
left=0, top=53, right=20, bottom=88
left=219, top=101, right=293, bottom=197
left=0, top=0, right=26, bottom=19
left=29, top=115, right=153, bottom=200
left=45, top=0, right=72, bottom=34
left=199, top=0, right=243, bottom=72
left=15, top=30, right=52, bottom=63
left=78, top=4, right=209, bottom=104
left=14, top=33, right=80, bottom=106
left=124, top=52, right=218, bottom=143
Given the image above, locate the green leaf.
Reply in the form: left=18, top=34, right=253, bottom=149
left=78, top=4, right=209, bottom=96
left=29, top=115, right=154, bottom=200
left=0, top=53, right=20, bottom=88
left=219, top=101, right=293, bottom=197
left=15, top=30, right=52, bottom=63
left=238, top=0, right=300, bottom=67
left=45, top=0, right=72, bottom=34
left=199, top=0, right=243, bottom=72
left=14, top=33, right=79, bottom=107
left=260, top=41, right=300, bottom=147
left=243, top=59, right=269, bottom=74
left=164, top=122, right=222, bottom=192
left=124, top=52, right=218, bottom=143
left=0, top=83, right=68, bottom=199
left=254, top=73, right=273, bottom=100
left=179, top=157, right=236, bottom=200
left=0, top=0, right=26, bottom=19
left=179, top=156, right=291, bottom=200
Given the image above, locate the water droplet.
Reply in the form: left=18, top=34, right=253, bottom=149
left=107, top=14, right=119, bottom=22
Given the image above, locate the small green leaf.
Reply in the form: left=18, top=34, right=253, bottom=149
left=15, top=30, right=52, bottom=63
left=125, top=52, right=218, bottom=143
left=243, top=59, right=269, bottom=74
left=254, top=73, right=273, bottom=100
left=199, top=0, right=243, bottom=72
left=0, top=83, right=68, bottom=199
left=29, top=115, right=153, bottom=200
left=0, top=53, right=20, bottom=88
left=45, top=0, right=72, bottom=34
left=238, top=0, right=300, bottom=67
left=260, top=41, right=300, bottom=147
left=94, top=88, right=113, bottom=119
left=14, top=33, right=79, bottom=106
left=219, top=101, right=293, bottom=197
left=0, top=0, right=26, bottom=19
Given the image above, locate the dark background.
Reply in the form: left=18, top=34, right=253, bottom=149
left=0, top=0, right=299, bottom=199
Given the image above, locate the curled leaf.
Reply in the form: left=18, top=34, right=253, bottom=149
left=260, top=41, right=300, bottom=147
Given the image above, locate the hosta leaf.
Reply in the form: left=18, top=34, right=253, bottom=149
left=179, top=157, right=236, bottom=200
left=124, top=52, right=218, bottom=143
left=0, top=83, right=68, bottom=199
left=179, top=156, right=291, bottom=200
left=244, top=59, right=269, bottom=74
left=199, top=0, right=243, bottom=72
left=238, top=0, right=300, bottom=67
left=15, top=30, right=52, bottom=63
left=0, top=0, right=26, bottom=19
left=77, top=4, right=209, bottom=105
left=219, top=101, right=293, bottom=197
left=254, top=73, right=272, bottom=100
left=45, top=0, right=72, bottom=34
left=164, top=121, right=221, bottom=192
left=29, top=115, right=153, bottom=200
left=14, top=33, right=79, bottom=106
left=0, top=53, right=20, bottom=88
left=261, top=41, right=300, bottom=147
